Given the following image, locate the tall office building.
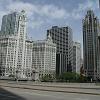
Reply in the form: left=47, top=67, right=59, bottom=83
left=24, top=40, right=33, bottom=79
left=47, top=26, right=73, bottom=75
left=73, top=42, right=81, bottom=74
left=32, top=35, right=56, bottom=79
left=0, top=10, right=33, bottom=79
left=83, top=10, right=100, bottom=80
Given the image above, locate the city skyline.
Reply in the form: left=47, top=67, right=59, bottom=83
left=0, top=0, right=99, bottom=58
left=0, top=1, right=100, bottom=99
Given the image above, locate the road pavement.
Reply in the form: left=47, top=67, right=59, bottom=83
left=0, top=86, right=100, bottom=100
left=0, top=81, right=100, bottom=95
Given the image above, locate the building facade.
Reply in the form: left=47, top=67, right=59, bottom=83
left=47, top=26, right=73, bottom=75
left=73, top=42, right=81, bottom=74
left=24, top=40, right=33, bottom=79
left=32, top=35, right=56, bottom=79
left=0, top=10, right=33, bottom=79
left=0, top=35, right=17, bottom=77
left=83, top=10, right=100, bottom=80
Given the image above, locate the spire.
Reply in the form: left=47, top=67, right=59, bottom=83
left=47, top=33, right=52, bottom=42
left=21, top=10, right=25, bottom=14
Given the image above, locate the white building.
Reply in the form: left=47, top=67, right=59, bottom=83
left=32, top=35, right=56, bottom=80
left=0, top=10, right=33, bottom=79
left=73, top=42, right=81, bottom=74
left=0, top=35, right=17, bottom=77
left=24, top=40, right=33, bottom=79
left=0, top=10, right=56, bottom=81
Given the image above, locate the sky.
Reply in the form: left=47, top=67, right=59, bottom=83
left=0, top=0, right=99, bottom=57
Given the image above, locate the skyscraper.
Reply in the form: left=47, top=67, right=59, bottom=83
left=83, top=10, right=100, bottom=80
left=47, top=26, right=73, bottom=75
left=73, top=42, right=81, bottom=74
left=0, top=10, right=33, bottom=79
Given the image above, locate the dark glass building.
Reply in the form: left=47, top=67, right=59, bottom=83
left=47, top=26, right=73, bottom=75
left=83, top=10, right=100, bottom=80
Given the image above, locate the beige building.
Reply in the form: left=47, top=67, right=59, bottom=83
left=32, top=35, right=56, bottom=80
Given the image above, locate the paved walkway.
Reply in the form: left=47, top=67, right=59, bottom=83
left=1, top=80, right=100, bottom=89
left=0, top=81, right=100, bottom=95
left=1, top=86, right=100, bottom=100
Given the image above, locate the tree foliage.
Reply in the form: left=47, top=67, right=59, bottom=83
left=41, top=74, right=54, bottom=82
left=58, top=72, right=87, bottom=82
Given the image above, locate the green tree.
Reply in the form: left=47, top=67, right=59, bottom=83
left=41, top=74, right=54, bottom=82
left=59, top=72, right=80, bottom=82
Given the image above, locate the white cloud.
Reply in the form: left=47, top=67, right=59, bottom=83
left=34, top=4, right=68, bottom=19
left=0, top=0, right=68, bottom=29
left=71, top=0, right=98, bottom=19
left=5, top=1, right=68, bottom=19
left=0, top=0, right=98, bottom=30
left=6, top=1, right=34, bottom=17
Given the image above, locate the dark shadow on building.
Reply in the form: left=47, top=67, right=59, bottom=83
left=0, top=87, right=26, bottom=100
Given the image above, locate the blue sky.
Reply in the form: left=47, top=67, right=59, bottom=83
left=0, top=0, right=99, bottom=57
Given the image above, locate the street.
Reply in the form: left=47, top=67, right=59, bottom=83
left=0, top=86, right=100, bottom=100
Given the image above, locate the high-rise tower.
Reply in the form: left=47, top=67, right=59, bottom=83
left=73, top=42, right=81, bottom=74
left=0, top=10, right=30, bottom=79
left=83, top=10, right=100, bottom=80
left=47, top=26, right=73, bottom=75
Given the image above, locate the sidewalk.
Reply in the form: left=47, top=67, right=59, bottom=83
left=0, top=81, right=100, bottom=95
left=1, top=80, right=100, bottom=89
